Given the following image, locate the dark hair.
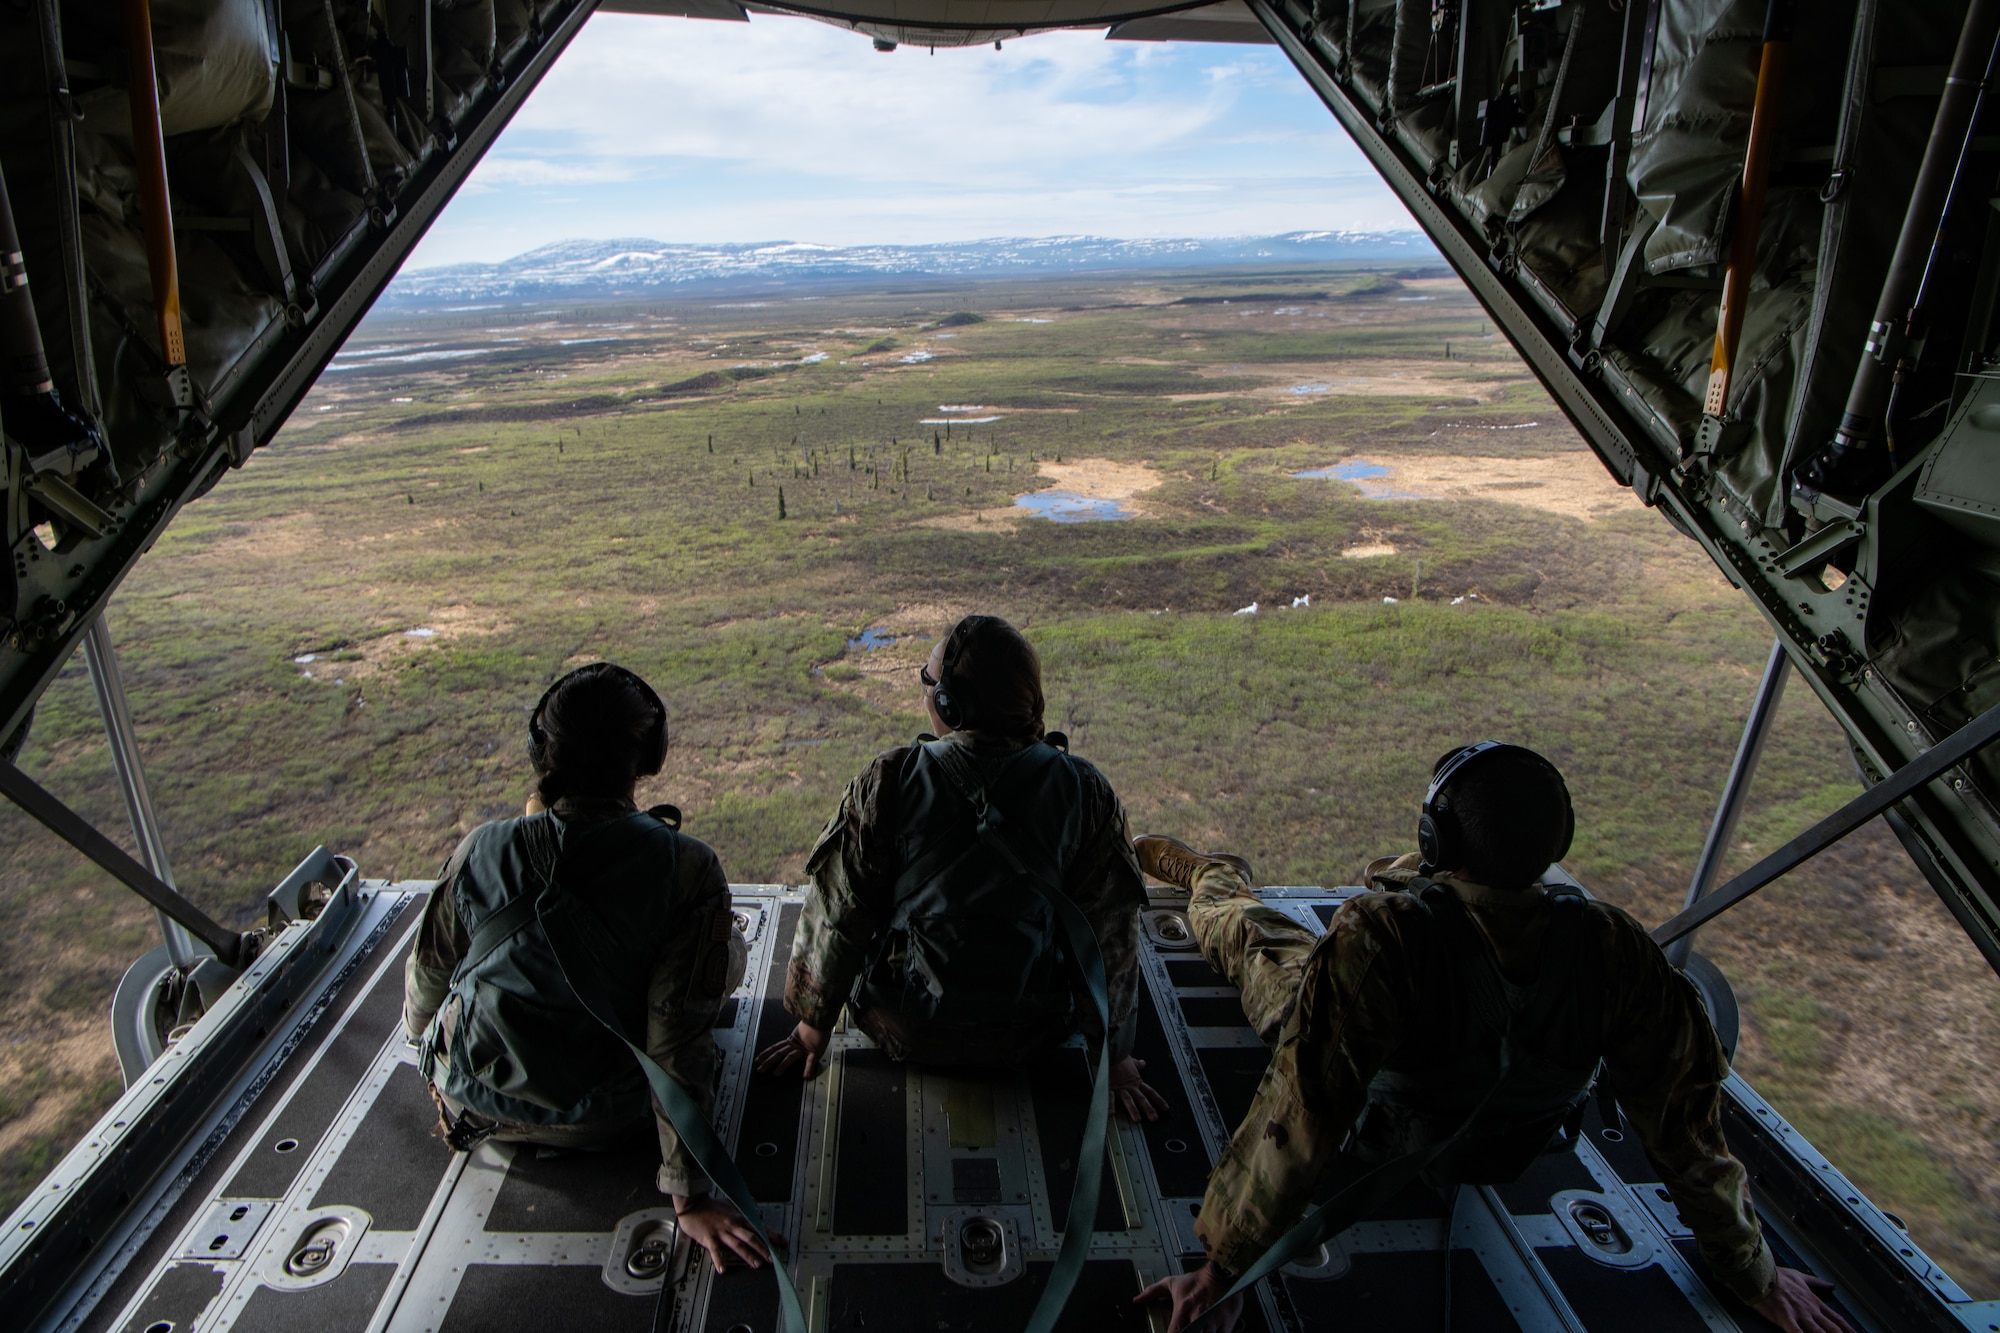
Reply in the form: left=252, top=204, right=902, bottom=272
left=1446, top=750, right=1570, bottom=890
left=941, top=615, right=1045, bottom=742
left=528, top=663, right=667, bottom=806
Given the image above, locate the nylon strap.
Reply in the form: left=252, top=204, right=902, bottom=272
left=1190, top=879, right=1550, bottom=1328
left=1192, top=1027, right=1514, bottom=1328
left=459, top=892, right=539, bottom=975
left=533, top=837, right=808, bottom=1333
left=923, top=739, right=1111, bottom=1333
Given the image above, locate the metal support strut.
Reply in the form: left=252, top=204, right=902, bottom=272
left=1653, top=697, right=2000, bottom=950
left=82, top=614, right=196, bottom=968
left=0, top=757, right=249, bottom=966
left=1666, top=639, right=1790, bottom=968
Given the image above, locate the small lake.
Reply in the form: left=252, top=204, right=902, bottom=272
left=1293, top=460, right=1423, bottom=499
left=847, top=628, right=897, bottom=650
left=1015, top=491, right=1135, bottom=522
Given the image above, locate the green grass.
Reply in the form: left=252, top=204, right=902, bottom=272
left=1, top=266, right=1994, bottom=1293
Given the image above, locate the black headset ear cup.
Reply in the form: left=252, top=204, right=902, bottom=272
left=1545, top=765, right=1575, bottom=863
left=1416, top=811, right=1442, bottom=868
left=932, top=681, right=965, bottom=732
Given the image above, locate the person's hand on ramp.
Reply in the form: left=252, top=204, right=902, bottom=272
left=755, top=1021, right=831, bottom=1079
left=1135, top=1263, right=1243, bottom=1333
left=673, top=1193, right=775, bottom=1274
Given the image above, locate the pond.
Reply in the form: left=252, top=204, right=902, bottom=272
left=1292, top=460, right=1423, bottom=499
left=847, top=628, right=897, bottom=650
left=1014, top=491, right=1136, bottom=522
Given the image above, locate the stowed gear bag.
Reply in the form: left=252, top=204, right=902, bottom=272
left=1350, top=875, right=1602, bottom=1185
left=851, top=735, right=1095, bottom=1060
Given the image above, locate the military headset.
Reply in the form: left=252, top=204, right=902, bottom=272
left=928, top=618, right=986, bottom=733
left=529, top=661, right=669, bottom=780
left=1416, top=740, right=1574, bottom=876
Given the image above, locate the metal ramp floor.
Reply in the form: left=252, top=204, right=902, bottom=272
left=64, top=885, right=1888, bottom=1333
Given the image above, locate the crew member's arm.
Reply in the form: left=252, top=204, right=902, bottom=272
left=644, top=838, right=733, bottom=1198
left=1598, top=911, right=1776, bottom=1304
left=403, top=835, right=475, bottom=1038
left=1065, top=772, right=1146, bottom=1061
left=760, top=755, right=899, bottom=1078
left=647, top=838, right=773, bottom=1272
left=1192, top=893, right=1417, bottom=1273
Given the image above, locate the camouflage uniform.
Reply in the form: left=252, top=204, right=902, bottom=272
left=786, top=733, right=1146, bottom=1063
left=1187, top=853, right=1777, bottom=1305
left=404, top=795, right=743, bottom=1197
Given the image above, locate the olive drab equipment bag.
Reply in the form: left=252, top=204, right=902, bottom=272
left=850, top=736, right=1093, bottom=1050
left=1351, top=876, right=1601, bottom=1185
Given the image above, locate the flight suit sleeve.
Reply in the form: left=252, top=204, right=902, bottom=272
left=785, top=757, right=898, bottom=1031
left=646, top=838, right=734, bottom=1198
left=1193, top=893, right=1418, bottom=1275
left=403, top=834, right=476, bottom=1039
left=1598, top=910, right=1776, bottom=1304
left=1064, top=770, right=1146, bottom=1061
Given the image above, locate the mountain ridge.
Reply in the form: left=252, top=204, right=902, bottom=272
left=385, top=231, right=1440, bottom=304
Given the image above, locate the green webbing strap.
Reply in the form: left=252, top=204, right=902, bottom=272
left=1189, top=880, right=1554, bottom=1328
left=460, top=892, right=539, bottom=974
left=1189, top=1039, right=1512, bottom=1328
left=923, top=740, right=1111, bottom=1333
left=537, top=890, right=808, bottom=1333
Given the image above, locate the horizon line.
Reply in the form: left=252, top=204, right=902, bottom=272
left=400, top=228, right=1438, bottom=273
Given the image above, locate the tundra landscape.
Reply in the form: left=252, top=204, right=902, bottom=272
left=2, top=264, right=1995, bottom=1292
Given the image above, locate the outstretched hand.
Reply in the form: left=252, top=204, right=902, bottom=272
left=754, top=1021, right=830, bottom=1079
left=1111, top=1055, right=1171, bottom=1122
left=1751, top=1268, right=1854, bottom=1333
left=672, top=1193, right=774, bottom=1274
left=1135, top=1264, right=1242, bottom=1333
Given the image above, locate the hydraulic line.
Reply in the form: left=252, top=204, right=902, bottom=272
left=1805, top=0, right=2000, bottom=487
left=121, top=0, right=188, bottom=375
left=1703, top=0, right=1795, bottom=418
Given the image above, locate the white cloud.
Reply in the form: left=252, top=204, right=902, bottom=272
left=407, top=13, right=1412, bottom=266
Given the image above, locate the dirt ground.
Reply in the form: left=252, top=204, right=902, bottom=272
left=1318, top=453, right=1645, bottom=523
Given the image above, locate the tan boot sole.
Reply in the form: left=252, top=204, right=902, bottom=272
left=1133, top=834, right=1253, bottom=890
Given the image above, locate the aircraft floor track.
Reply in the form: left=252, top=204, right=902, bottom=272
left=76, top=886, right=1865, bottom=1333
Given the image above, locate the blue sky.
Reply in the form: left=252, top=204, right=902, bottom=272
left=406, top=12, right=1415, bottom=268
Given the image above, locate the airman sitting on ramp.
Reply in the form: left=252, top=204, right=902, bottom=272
left=757, top=614, right=1168, bottom=1120
left=403, top=662, right=766, bottom=1272
left=1133, top=742, right=1852, bottom=1333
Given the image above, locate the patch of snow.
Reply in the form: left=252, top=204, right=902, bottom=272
left=1234, top=602, right=1258, bottom=616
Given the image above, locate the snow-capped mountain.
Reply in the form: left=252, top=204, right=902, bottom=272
left=384, top=232, right=1438, bottom=304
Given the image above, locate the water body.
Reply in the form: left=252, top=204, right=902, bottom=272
left=920, top=417, right=1002, bottom=425
left=1292, top=460, right=1424, bottom=499
left=847, top=628, right=896, bottom=650
left=1289, top=383, right=1332, bottom=395
left=1015, top=491, right=1135, bottom=522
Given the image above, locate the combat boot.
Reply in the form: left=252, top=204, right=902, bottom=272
left=1133, top=835, right=1252, bottom=892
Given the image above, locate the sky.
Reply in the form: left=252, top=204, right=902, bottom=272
left=405, top=11, right=1415, bottom=269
